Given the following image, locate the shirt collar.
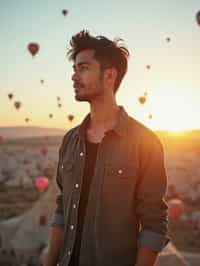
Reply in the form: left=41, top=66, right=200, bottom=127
left=78, top=106, right=129, bottom=140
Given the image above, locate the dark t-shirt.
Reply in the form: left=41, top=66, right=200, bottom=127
left=68, top=139, right=99, bottom=266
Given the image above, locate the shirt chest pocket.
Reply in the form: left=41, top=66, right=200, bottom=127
left=102, top=163, right=137, bottom=205
left=60, top=160, right=74, bottom=196
left=103, top=163, right=137, bottom=190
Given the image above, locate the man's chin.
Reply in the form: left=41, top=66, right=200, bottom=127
left=75, top=94, right=89, bottom=102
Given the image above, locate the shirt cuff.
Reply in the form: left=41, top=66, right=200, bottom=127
left=138, top=229, right=170, bottom=252
left=49, top=213, right=65, bottom=227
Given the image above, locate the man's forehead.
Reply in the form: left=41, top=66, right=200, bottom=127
left=75, top=49, right=96, bottom=64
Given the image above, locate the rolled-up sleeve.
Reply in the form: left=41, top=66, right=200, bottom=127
left=50, top=145, right=64, bottom=227
left=136, top=132, right=170, bottom=252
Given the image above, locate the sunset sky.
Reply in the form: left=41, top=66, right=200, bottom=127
left=0, top=0, right=199, bottom=132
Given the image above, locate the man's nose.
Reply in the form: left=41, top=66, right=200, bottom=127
left=72, top=72, right=79, bottom=81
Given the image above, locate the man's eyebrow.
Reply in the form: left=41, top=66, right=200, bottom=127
left=73, top=61, right=90, bottom=69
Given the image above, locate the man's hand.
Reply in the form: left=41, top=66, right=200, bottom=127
left=44, top=225, right=64, bottom=266
left=135, top=246, right=159, bottom=266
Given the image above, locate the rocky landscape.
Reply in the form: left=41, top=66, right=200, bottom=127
left=0, top=130, right=200, bottom=265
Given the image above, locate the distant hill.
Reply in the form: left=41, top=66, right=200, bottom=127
left=0, top=126, right=67, bottom=139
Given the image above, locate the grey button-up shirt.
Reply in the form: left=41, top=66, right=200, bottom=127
left=51, top=106, right=170, bottom=266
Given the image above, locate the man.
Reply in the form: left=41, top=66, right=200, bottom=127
left=45, top=30, right=169, bottom=266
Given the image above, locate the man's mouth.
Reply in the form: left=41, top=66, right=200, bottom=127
left=73, top=83, right=84, bottom=90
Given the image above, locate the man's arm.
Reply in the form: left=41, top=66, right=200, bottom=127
left=45, top=144, right=65, bottom=266
left=44, top=225, right=64, bottom=266
left=135, top=132, right=170, bottom=266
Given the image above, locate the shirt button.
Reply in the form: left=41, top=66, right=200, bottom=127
left=70, top=225, right=74, bottom=230
left=75, top=183, right=79, bottom=188
left=80, top=152, right=84, bottom=157
left=67, top=251, right=71, bottom=256
left=118, top=169, right=123, bottom=174
left=73, top=204, right=76, bottom=209
left=61, top=164, right=64, bottom=169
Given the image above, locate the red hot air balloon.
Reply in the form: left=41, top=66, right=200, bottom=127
left=68, top=114, right=74, bottom=122
left=168, top=198, right=185, bottom=220
left=35, top=176, right=49, bottom=192
left=138, top=96, right=146, bottom=105
left=28, top=43, right=39, bottom=57
left=62, top=9, right=68, bottom=16
left=196, top=10, right=200, bottom=26
left=40, top=147, right=48, bottom=156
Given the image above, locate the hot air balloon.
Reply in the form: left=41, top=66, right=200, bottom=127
left=57, top=96, right=61, bottom=101
left=25, top=118, right=29, bottom=123
left=168, top=198, right=185, bottom=220
left=62, top=9, right=68, bottom=16
left=146, top=65, right=151, bottom=70
left=35, top=176, right=49, bottom=192
left=166, top=37, right=171, bottom=43
left=58, top=103, right=62, bottom=108
left=196, top=10, right=200, bottom=26
left=40, top=147, right=48, bottom=156
left=49, top=113, right=53, bottom=119
left=138, top=96, right=146, bottom=105
left=14, top=101, right=21, bottom=110
left=8, top=93, right=13, bottom=100
left=28, top=43, right=39, bottom=57
left=68, top=114, right=74, bottom=122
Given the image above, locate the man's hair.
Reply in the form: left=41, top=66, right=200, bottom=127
left=67, top=30, right=130, bottom=93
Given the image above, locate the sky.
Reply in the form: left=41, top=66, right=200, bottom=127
left=0, top=0, right=200, bottom=132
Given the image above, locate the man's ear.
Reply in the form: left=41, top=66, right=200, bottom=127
left=105, top=68, right=117, bottom=81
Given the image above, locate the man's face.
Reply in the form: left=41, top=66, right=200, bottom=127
left=72, top=49, right=105, bottom=102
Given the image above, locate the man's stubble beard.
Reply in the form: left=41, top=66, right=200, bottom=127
left=75, top=78, right=104, bottom=102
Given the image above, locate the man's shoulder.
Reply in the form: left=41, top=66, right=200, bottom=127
left=61, top=124, right=80, bottom=144
left=127, top=114, right=162, bottom=145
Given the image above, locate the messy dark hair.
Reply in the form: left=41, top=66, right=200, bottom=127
left=67, top=30, right=130, bottom=93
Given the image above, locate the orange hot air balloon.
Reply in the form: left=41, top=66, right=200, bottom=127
left=196, top=10, right=200, bottom=25
left=62, top=9, right=68, bottom=16
left=68, top=114, right=74, bottom=122
left=49, top=113, right=53, bottom=119
left=35, top=176, right=49, bottom=192
left=40, top=147, right=48, bottom=156
left=138, top=96, right=146, bottom=105
left=168, top=198, right=185, bottom=220
left=8, top=93, right=13, bottom=100
left=14, top=101, right=21, bottom=110
left=28, top=43, right=39, bottom=57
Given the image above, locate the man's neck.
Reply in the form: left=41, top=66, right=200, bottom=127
left=89, top=101, right=119, bottom=132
